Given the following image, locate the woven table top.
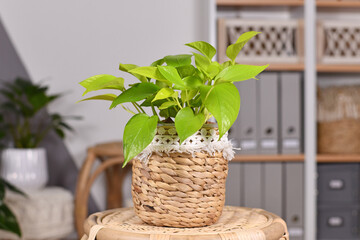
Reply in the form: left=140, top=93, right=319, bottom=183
left=82, top=206, right=289, bottom=240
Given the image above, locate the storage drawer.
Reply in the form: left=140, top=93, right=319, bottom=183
left=318, top=205, right=360, bottom=240
left=318, top=164, right=360, bottom=204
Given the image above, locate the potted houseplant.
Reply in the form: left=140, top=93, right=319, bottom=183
left=79, top=31, right=268, bottom=227
left=0, top=78, right=76, bottom=191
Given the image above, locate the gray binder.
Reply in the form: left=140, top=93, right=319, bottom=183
left=243, top=163, right=262, bottom=208
left=263, top=163, right=283, bottom=217
left=225, top=162, right=242, bottom=206
left=285, top=163, right=304, bottom=240
left=258, top=73, right=279, bottom=154
left=236, top=80, right=258, bottom=154
left=280, top=72, right=302, bottom=154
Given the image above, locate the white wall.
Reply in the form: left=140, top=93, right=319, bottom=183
left=0, top=0, right=212, bottom=209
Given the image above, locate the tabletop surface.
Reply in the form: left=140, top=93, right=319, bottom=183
left=82, top=206, right=289, bottom=240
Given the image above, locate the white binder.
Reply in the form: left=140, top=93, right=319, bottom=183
left=236, top=79, right=258, bottom=154
left=258, top=73, right=279, bottom=154
left=280, top=72, right=302, bottom=154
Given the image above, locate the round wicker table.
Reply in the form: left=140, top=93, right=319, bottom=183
left=82, top=206, right=289, bottom=240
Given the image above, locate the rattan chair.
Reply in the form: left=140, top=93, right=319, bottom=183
left=75, top=142, right=131, bottom=237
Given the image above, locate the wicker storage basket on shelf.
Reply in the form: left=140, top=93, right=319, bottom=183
left=317, top=86, right=360, bottom=154
left=131, top=124, right=233, bottom=228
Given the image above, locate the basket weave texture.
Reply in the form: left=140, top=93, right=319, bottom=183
left=317, top=86, right=360, bottom=154
left=132, top=149, right=228, bottom=227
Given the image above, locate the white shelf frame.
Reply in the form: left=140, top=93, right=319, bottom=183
left=304, top=0, right=317, bottom=239
left=212, top=1, right=318, bottom=239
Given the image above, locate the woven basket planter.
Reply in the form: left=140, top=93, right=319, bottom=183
left=317, top=86, right=360, bottom=154
left=131, top=124, right=233, bottom=228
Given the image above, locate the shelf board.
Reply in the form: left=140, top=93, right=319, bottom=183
left=217, top=0, right=304, bottom=6
left=265, top=63, right=304, bottom=71
left=317, top=64, right=360, bottom=73
left=232, top=154, right=360, bottom=162
left=217, top=0, right=360, bottom=7
left=241, top=63, right=360, bottom=72
left=316, top=1, right=360, bottom=7
left=232, top=154, right=304, bottom=162
left=317, top=154, right=360, bottom=163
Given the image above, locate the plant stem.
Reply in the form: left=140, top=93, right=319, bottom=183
left=150, top=103, right=159, bottom=119
left=132, top=102, right=141, bottom=113
left=174, top=97, right=182, bottom=109
left=134, top=102, right=146, bottom=114
left=120, top=104, right=136, bottom=115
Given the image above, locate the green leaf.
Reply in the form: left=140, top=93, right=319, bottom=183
left=0, top=204, right=22, bottom=237
left=181, top=89, right=198, bottom=102
left=215, top=64, right=268, bottom=83
left=185, top=41, right=216, bottom=60
left=110, top=83, right=160, bottom=109
left=152, top=88, right=176, bottom=102
left=193, top=52, right=211, bottom=73
left=177, top=65, right=196, bottom=78
left=183, top=76, right=202, bottom=89
left=129, top=66, right=166, bottom=81
left=175, top=107, right=205, bottom=143
left=201, top=83, right=240, bottom=139
left=164, top=54, right=192, bottom=67
left=0, top=179, right=26, bottom=197
left=78, top=94, right=117, bottom=102
left=123, top=114, right=158, bottom=166
left=157, top=66, right=185, bottom=87
left=150, top=58, right=165, bottom=67
left=226, top=31, right=260, bottom=62
left=79, top=75, right=125, bottom=95
left=207, top=62, right=221, bottom=79
left=0, top=183, right=4, bottom=201
left=119, top=64, right=147, bottom=83
left=159, top=101, right=177, bottom=110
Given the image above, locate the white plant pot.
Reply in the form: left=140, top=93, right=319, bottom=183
left=0, top=148, right=48, bottom=191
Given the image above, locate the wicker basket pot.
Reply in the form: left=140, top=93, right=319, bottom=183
left=131, top=124, right=231, bottom=228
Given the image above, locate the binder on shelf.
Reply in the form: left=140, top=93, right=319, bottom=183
left=258, top=73, right=279, bottom=155
left=285, top=163, right=304, bottom=240
left=280, top=72, right=303, bottom=154
left=243, top=163, right=262, bottom=208
left=236, top=79, right=258, bottom=155
left=263, top=163, right=283, bottom=217
left=225, top=162, right=242, bottom=206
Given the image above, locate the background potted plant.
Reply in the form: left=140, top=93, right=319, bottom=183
left=79, top=31, right=268, bottom=227
left=0, top=78, right=76, bottom=191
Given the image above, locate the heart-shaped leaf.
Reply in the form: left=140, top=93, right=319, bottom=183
left=201, top=83, right=240, bottom=139
left=158, top=66, right=185, bottom=87
left=185, top=41, right=216, bottom=60
left=79, top=75, right=124, bottom=95
left=226, top=31, right=260, bottom=63
left=78, top=94, right=117, bottom=103
left=129, top=66, right=167, bottom=81
left=123, top=113, right=158, bottom=166
left=110, top=83, right=160, bottom=109
left=164, top=54, right=192, bottom=67
left=159, top=101, right=177, bottom=110
left=215, top=64, right=268, bottom=83
left=119, top=64, right=147, bottom=83
left=152, top=88, right=176, bottom=102
left=175, top=107, right=205, bottom=143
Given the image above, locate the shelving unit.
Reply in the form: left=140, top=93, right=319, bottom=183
left=212, top=1, right=360, bottom=239
left=217, top=0, right=360, bottom=8
left=232, top=154, right=360, bottom=162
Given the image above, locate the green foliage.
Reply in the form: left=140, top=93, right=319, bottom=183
left=79, top=31, right=268, bottom=166
left=0, top=178, right=26, bottom=237
left=0, top=78, right=78, bottom=148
